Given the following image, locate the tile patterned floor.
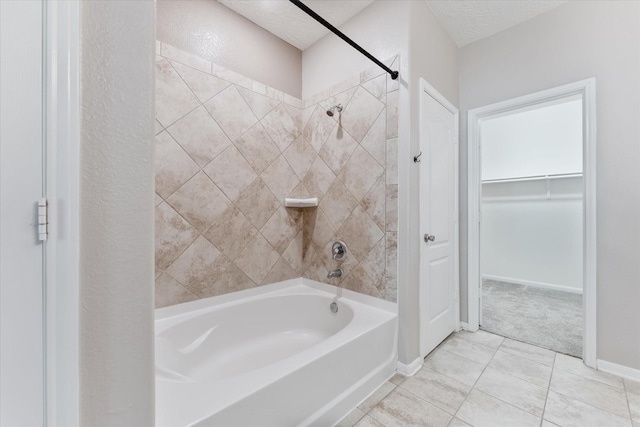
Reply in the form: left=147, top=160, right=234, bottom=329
left=337, top=330, right=640, bottom=427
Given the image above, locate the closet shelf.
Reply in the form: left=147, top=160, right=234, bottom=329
left=482, top=172, right=582, bottom=184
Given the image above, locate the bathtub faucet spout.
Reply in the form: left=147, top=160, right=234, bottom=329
left=327, top=269, right=342, bottom=279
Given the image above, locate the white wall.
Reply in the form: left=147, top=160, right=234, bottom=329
left=459, top=1, right=640, bottom=369
left=481, top=179, right=584, bottom=292
left=157, top=0, right=302, bottom=97
left=302, top=0, right=459, bottom=367
left=80, top=1, right=155, bottom=424
left=302, top=1, right=409, bottom=99
left=481, top=98, right=583, bottom=180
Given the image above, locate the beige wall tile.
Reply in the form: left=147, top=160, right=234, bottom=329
left=339, top=146, right=384, bottom=201
left=282, top=231, right=303, bottom=273
left=166, top=172, right=230, bottom=233
left=165, top=236, right=231, bottom=297
left=361, top=74, right=387, bottom=102
left=340, top=87, right=385, bottom=142
left=155, top=202, right=199, bottom=270
left=155, top=131, right=199, bottom=199
left=385, top=232, right=398, bottom=280
left=155, top=46, right=399, bottom=306
left=261, top=257, right=298, bottom=285
left=338, top=206, right=384, bottom=262
left=341, top=265, right=383, bottom=298
left=386, top=138, right=399, bottom=185
left=386, top=90, right=399, bottom=138
left=204, top=206, right=257, bottom=261
left=205, top=85, right=258, bottom=141
left=361, top=175, right=386, bottom=231
left=303, top=105, right=336, bottom=151
left=155, top=59, right=200, bottom=127
left=283, top=135, right=316, bottom=180
left=319, top=124, right=358, bottom=175
left=237, top=86, right=280, bottom=120
left=234, top=234, right=280, bottom=284
left=360, top=109, right=387, bottom=166
left=235, top=178, right=280, bottom=229
left=171, top=61, right=230, bottom=103
left=203, top=145, right=257, bottom=202
left=167, top=106, right=231, bottom=167
left=303, top=208, right=336, bottom=251
left=303, top=157, right=336, bottom=198
left=361, top=237, right=387, bottom=286
left=203, top=263, right=256, bottom=298
left=155, top=272, right=198, bottom=308
left=260, top=207, right=301, bottom=255
left=385, top=184, right=398, bottom=231
left=234, top=122, right=281, bottom=174
left=320, top=180, right=359, bottom=231
left=261, top=104, right=300, bottom=152
left=261, top=155, right=300, bottom=201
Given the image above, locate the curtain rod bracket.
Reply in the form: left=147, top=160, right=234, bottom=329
left=289, top=0, right=399, bottom=80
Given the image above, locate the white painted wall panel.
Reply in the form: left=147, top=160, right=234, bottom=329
left=481, top=180, right=583, bottom=292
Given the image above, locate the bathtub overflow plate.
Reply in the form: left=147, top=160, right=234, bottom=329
left=330, top=302, right=338, bottom=313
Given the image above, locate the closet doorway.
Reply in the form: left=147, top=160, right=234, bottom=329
left=467, top=79, right=597, bottom=365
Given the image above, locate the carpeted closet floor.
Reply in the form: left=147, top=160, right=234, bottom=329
left=480, top=279, right=583, bottom=357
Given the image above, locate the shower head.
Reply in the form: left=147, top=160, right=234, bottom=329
left=326, top=104, right=343, bottom=117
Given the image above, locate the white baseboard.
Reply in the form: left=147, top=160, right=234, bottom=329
left=397, top=357, right=423, bottom=377
left=459, top=321, right=469, bottom=331
left=482, top=274, right=583, bottom=295
left=597, top=359, right=640, bottom=382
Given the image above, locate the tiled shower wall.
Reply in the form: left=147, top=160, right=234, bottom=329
left=154, top=42, right=398, bottom=308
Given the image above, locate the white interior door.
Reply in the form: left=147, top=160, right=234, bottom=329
left=0, top=0, right=46, bottom=424
left=419, top=80, right=459, bottom=357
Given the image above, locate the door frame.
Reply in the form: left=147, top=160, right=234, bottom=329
left=418, top=78, right=460, bottom=357
left=466, top=78, right=597, bottom=367
left=44, top=0, right=81, bottom=424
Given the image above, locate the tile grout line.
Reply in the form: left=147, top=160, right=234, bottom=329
left=451, top=334, right=551, bottom=423
left=624, top=380, right=635, bottom=427
left=539, top=351, right=557, bottom=426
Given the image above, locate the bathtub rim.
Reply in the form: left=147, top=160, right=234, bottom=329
left=155, top=278, right=397, bottom=321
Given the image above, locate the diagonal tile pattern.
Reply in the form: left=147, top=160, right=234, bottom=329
left=154, top=42, right=399, bottom=308
left=338, top=330, right=640, bottom=427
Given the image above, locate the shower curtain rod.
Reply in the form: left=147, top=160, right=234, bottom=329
left=289, top=0, right=399, bottom=80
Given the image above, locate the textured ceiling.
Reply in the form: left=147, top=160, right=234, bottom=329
left=219, top=0, right=568, bottom=51
left=426, top=0, right=568, bottom=47
left=218, top=0, right=375, bottom=50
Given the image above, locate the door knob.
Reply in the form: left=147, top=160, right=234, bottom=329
left=424, top=234, right=435, bottom=242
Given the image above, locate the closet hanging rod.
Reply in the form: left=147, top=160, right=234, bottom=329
left=289, top=0, right=399, bottom=80
left=482, top=172, right=583, bottom=184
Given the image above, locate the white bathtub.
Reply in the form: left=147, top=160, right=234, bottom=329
left=155, top=278, right=397, bottom=427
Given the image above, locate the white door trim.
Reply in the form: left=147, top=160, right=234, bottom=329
left=418, top=78, right=460, bottom=349
left=467, top=78, right=597, bottom=367
left=44, top=1, right=81, bottom=424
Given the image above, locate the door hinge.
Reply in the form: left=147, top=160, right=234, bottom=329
left=454, top=291, right=459, bottom=302
left=38, top=198, right=48, bottom=241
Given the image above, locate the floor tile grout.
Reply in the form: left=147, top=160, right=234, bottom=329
left=344, top=330, right=636, bottom=427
